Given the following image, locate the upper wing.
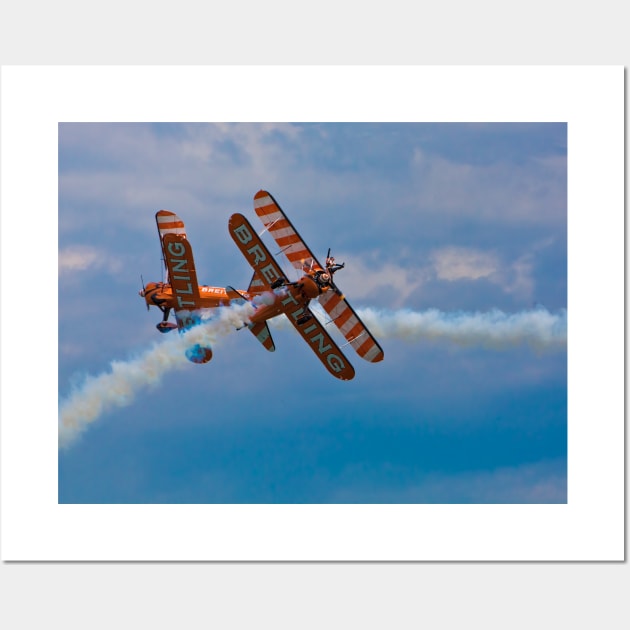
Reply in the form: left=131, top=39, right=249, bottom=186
left=253, top=191, right=384, bottom=363
left=155, top=213, right=212, bottom=363
left=156, top=210, right=187, bottom=280
left=161, top=232, right=201, bottom=317
left=318, top=291, right=384, bottom=363
left=286, top=309, right=355, bottom=381
left=253, top=190, right=324, bottom=273
left=156, top=209, right=187, bottom=239
left=161, top=232, right=212, bottom=364
left=228, top=212, right=286, bottom=289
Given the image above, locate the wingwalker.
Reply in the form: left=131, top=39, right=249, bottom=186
left=139, top=190, right=384, bottom=380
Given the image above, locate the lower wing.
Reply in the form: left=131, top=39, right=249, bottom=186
left=285, top=308, right=355, bottom=381
left=318, top=291, right=384, bottom=363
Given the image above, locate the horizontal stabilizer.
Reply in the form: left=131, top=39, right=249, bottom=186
left=248, top=321, right=275, bottom=352
left=226, top=285, right=248, bottom=304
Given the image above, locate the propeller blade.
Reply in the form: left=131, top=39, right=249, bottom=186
left=140, top=274, right=149, bottom=310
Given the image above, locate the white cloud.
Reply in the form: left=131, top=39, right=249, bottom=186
left=409, top=147, right=566, bottom=226
left=502, top=254, right=535, bottom=299
left=58, top=245, right=122, bottom=276
left=58, top=123, right=311, bottom=237
left=330, top=253, right=430, bottom=308
left=431, top=246, right=498, bottom=281
left=321, top=244, right=541, bottom=308
left=429, top=246, right=537, bottom=302
left=58, top=245, right=99, bottom=273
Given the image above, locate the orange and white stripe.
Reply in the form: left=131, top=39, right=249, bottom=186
left=156, top=210, right=187, bottom=240
left=319, top=291, right=384, bottom=363
left=253, top=189, right=384, bottom=364
left=253, top=190, right=320, bottom=271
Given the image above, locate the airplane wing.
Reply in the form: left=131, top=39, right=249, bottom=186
left=253, top=190, right=324, bottom=273
left=286, top=308, right=355, bottom=381
left=318, top=290, right=384, bottom=363
left=156, top=209, right=187, bottom=239
left=161, top=232, right=201, bottom=325
left=253, top=191, right=384, bottom=364
left=229, top=211, right=354, bottom=377
left=161, top=231, right=211, bottom=363
left=156, top=210, right=187, bottom=280
left=228, top=212, right=287, bottom=288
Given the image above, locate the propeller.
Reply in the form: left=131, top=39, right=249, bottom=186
left=140, top=274, right=149, bottom=310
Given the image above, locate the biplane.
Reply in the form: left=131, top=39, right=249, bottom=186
left=227, top=190, right=384, bottom=380
left=140, top=190, right=384, bottom=379
left=138, top=209, right=251, bottom=364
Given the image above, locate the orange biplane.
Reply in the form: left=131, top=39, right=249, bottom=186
left=138, top=209, right=252, bottom=364
left=140, top=190, right=384, bottom=379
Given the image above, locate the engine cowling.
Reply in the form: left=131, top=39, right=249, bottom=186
left=299, top=275, right=320, bottom=299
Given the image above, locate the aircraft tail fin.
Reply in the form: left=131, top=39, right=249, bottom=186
left=247, top=271, right=267, bottom=295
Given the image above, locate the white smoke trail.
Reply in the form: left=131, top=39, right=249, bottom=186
left=60, top=303, right=566, bottom=449
left=272, top=305, right=567, bottom=350
left=59, top=303, right=254, bottom=450
left=355, top=306, right=567, bottom=349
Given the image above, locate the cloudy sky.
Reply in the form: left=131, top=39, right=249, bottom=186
left=58, top=122, right=567, bottom=503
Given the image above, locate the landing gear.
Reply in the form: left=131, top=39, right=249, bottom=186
left=156, top=306, right=174, bottom=332
left=296, top=313, right=313, bottom=326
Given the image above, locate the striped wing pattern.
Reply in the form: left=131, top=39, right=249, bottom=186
left=253, top=190, right=384, bottom=364
left=156, top=210, right=187, bottom=280
left=156, top=209, right=187, bottom=239
left=318, top=290, right=384, bottom=363
left=253, top=190, right=322, bottom=272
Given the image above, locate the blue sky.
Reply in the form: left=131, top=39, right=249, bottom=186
left=58, top=122, right=567, bottom=503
